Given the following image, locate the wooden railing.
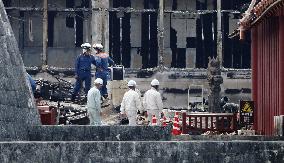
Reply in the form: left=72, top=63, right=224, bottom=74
left=182, top=112, right=237, bottom=134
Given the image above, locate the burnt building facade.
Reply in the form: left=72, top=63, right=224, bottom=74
left=4, top=0, right=250, bottom=69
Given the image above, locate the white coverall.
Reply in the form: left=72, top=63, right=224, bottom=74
left=87, top=87, right=102, bottom=125
left=143, top=87, right=163, bottom=125
left=120, top=89, right=142, bottom=125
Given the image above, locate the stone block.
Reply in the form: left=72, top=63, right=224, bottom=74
left=28, top=125, right=53, bottom=141
left=52, top=126, right=73, bottom=141
left=0, top=122, right=29, bottom=140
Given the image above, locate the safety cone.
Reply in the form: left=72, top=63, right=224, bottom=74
left=172, top=113, right=181, bottom=135
left=152, top=115, right=157, bottom=126
left=172, top=111, right=179, bottom=123
left=176, top=117, right=182, bottom=135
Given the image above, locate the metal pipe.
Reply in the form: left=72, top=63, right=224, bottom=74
left=120, top=17, right=122, bottom=65
left=158, top=0, right=164, bottom=70
left=42, top=0, right=48, bottom=69
left=216, top=0, right=223, bottom=67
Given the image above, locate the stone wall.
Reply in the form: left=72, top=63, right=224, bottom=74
left=0, top=0, right=40, bottom=140
left=28, top=125, right=172, bottom=141
left=0, top=141, right=284, bottom=163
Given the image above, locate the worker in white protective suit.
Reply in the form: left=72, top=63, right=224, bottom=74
left=143, top=79, right=163, bottom=125
left=120, top=80, right=142, bottom=125
left=87, top=78, right=103, bottom=125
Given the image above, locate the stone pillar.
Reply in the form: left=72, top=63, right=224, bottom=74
left=207, top=57, right=223, bottom=113
left=0, top=0, right=40, bottom=140
left=91, top=0, right=109, bottom=53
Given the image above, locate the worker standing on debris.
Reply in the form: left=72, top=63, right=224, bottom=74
left=71, top=43, right=97, bottom=102
left=143, top=79, right=163, bottom=125
left=120, top=80, right=142, bottom=125
left=93, top=43, right=115, bottom=99
left=87, top=78, right=103, bottom=125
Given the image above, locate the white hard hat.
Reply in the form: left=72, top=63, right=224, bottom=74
left=94, top=78, right=103, bottom=85
left=81, top=43, right=91, bottom=49
left=151, top=79, right=159, bottom=86
left=93, top=43, right=104, bottom=50
left=127, top=80, right=136, bottom=87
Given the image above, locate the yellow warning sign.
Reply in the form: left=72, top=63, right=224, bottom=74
left=240, top=101, right=254, bottom=125
left=242, top=102, right=253, bottom=113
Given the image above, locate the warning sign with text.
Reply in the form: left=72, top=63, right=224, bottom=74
left=240, top=101, right=254, bottom=125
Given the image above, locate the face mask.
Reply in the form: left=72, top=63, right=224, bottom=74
left=82, top=49, right=87, bottom=54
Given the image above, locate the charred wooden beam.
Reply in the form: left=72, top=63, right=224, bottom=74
left=4, top=7, right=240, bottom=14
left=42, top=0, right=48, bottom=69
left=5, top=7, right=91, bottom=12
left=158, top=0, right=164, bottom=71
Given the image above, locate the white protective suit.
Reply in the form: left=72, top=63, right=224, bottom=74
left=87, top=87, right=102, bottom=125
left=120, top=89, right=142, bottom=125
left=143, top=87, right=163, bottom=125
